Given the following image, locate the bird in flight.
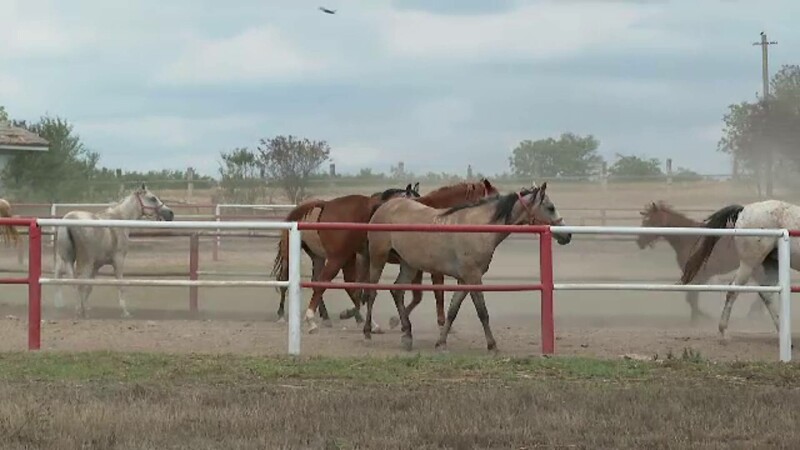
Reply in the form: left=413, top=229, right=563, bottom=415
left=318, top=6, right=336, bottom=14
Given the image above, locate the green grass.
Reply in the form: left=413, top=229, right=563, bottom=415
left=1, top=351, right=800, bottom=386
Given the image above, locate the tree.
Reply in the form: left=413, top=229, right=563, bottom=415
left=258, top=135, right=330, bottom=202
left=509, top=133, right=603, bottom=178
left=1, top=116, right=99, bottom=201
left=719, top=65, right=800, bottom=195
left=217, top=147, right=266, bottom=203
left=0, top=106, right=7, bottom=122
left=608, top=154, right=663, bottom=178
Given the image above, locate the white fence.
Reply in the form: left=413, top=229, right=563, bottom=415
left=32, top=219, right=796, bottom=362
left=36, top=218, right=304, bottom=355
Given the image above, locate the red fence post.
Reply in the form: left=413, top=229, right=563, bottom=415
left=189, top=233, right=199, bottom=313
left=539, top=228, right=555, bottom=355
left=28, top=221, right=42, bottom=351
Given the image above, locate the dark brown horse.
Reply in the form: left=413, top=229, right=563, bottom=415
left=272, top=184, right=420, bottom=330
left=637, top=201, right=765, bottom=322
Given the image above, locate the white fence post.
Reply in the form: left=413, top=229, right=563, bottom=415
left=287, top=222, right=302, bottom=356
left=214, top=204, right=221, bottom=261
left=49, top=203, right=57, bottom=246
left=778, top=229, right=792, bottom=362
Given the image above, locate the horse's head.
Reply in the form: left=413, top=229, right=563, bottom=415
left=517, top=182, right=571, bottom=245
left=134, top=184, right=174, bottom=221
left=637, top=201, right=666, bottom=249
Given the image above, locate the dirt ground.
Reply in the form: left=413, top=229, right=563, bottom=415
left=0, top=227, right=797, bottom=362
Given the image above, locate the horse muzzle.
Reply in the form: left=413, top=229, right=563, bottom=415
left=159, top=208, right=175, bottom=222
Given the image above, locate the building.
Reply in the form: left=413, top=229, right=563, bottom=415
left=0, top=121, right=49, bottom=186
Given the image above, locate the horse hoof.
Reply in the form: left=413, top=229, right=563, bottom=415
left=488, top=343, right=498, bottom=354
left=276, top=316, right=286, bottom=324
left=435, top=341, right=447, bottom=352
left=308, top=324, right=319, bottom=334
left=339, top=309, right=356, bottom=320
left=389, top=316, right=400, bottom=329
left=371, top=325, right=384, bottom=335
left=363, top=333, right=372, bottom=341
left=401, top=336, right=413, bottom=351
left=322, top=319, right=333, bottom=328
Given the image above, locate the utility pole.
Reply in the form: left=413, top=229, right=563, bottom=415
left=753, top=31, right=778, bottom=196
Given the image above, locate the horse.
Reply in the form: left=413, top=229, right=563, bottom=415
left=637, top=201, right=765, bottom=322
left=680, top=200, right=800, bottom=338
left=0, top=199, right=20, bottom=246
left=384, top=179, right=500, bottom=330
left=363, top=182, right=572, bottom=351
left=272, top=183, right=421, bottom=333
left=53, top=184, right=175, bottom=318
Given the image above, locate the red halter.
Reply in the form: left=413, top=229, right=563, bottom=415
left=135, top=192, right=164, bottom=219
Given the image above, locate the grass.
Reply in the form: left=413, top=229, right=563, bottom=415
left=1, top=352, right=800, bottom=448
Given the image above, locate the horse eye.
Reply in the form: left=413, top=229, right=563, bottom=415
left=547, top=205, right=556, bottom=213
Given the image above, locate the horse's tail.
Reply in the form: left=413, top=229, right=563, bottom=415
left=681, top=204, right=744, bottom=284
left=270, top=200, right=326, bottom=285
left=55, top=225, right=77, bottom=265
left=0, top=201, right=19, bottom=246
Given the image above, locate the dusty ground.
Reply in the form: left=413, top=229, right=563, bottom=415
left=0, top=228, right=797, bottom=362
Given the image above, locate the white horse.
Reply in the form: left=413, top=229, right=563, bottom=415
left=681, top=200, right=800, bottom=338
left=53, top=184, right=174, bottom=318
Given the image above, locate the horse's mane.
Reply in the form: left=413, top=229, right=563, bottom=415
left=641, top=201, right=699, bottom=226
left=440, top=188, right=540, bottom=224
left=372, top=187, right=419, bottom=201
left=425, top=182, right=476, bottom=197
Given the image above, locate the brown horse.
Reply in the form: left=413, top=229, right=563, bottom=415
left=637, top=201, right=764, bottom=322
left=364, top=183, right=571, bottom=351
left=0, top=199, right=20, bottom=246
left=272, top=184, right=420, bottom=330
left=273, top=179, right=500, bottom=332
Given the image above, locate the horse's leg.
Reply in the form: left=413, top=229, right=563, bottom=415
left=390, top=269, right=422, bottom=330
left=309, top=255, right=333, bottom=328
left=390, top=262, right=418, bottom=351
left=435, top=283, right=470, bottom=351
left=363, top=248, right=390, bottom=341
left=75, top=265, right=96, bottom=319
left=468, top=281, right=497, bottom=353
left=53, top=256, right=68, bottom=310
left=747, top=264, right=769, bottom=320
left=305, top=257, right=347, bottom=334
left=687, top=274, right=711, bottom=324
left=338, top=258, right=366, bottom=325
left=751, top=262, right=781, bottom=332
left=432, top=272, right=447, bottom=330
left=719, top=264, right=756, bottom=339
left=340, top=253, right=369, bottom=322
left=112, top=256, right=131, bottom=318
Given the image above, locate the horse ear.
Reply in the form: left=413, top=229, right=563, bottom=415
left=483, top=179, right=493, bottom=190
left=405, top=183, right=412, bottom=192
left=140, top=183, right=147, bottom=191
left=539, top=182, right=547, bottom=193
left=413, top=182, right=419, bottom=192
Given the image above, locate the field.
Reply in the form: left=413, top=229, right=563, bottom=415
left=1, top=180, right=800, bottom=448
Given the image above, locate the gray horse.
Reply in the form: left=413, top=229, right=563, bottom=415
left=53, top=184, right=174, bottom=318
left=363, top=182, right=571, bottom=352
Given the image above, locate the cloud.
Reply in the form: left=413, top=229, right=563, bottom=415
left=411, top=98, right=473, bottom=131
left=379, top=1, right=673, bottom=62
left=0, top=0, right=94, bottom=60
left=155, top=27, right=324, bottom=85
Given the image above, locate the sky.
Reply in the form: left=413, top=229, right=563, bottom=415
left=1, top=0, right=798, bottom=177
